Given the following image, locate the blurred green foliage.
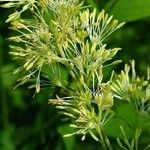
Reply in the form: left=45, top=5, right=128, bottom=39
left=0, top=0, right=150, bottom=149
left=110, top=0, right=150, bottom=22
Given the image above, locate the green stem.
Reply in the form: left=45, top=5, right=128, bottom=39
left=96, top=118, right=112, bottom=150
left=97, top=125, right=107, bottom=150
left=103, top=130, right=113, bottom=150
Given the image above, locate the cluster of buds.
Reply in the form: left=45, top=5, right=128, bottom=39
left=112, top=60, right=150, bottom=116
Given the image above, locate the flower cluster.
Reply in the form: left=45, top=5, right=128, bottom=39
left=112, top=61, right=150, bottom=116
left=1, top=0, right=150, bottom=149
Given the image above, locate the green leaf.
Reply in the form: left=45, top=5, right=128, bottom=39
left=11, top=89, right=26, bottom=109
left=104, top=102, right=136, bottom=139
left=58, top=124, right=75, bottom=150
left=2, top=64, right=18, bottom=89
left=42, top=64, right=69, bottom=87
left=110, top=0, right=150, bottom=21
left=0, top=125, right=16, bottom=150
left=144, top=144, right=150, bottom=150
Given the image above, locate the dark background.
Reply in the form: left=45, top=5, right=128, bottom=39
left=0, top=0, right=150, bottom=149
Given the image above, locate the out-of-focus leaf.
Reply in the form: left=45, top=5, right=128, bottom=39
left=113, top=101, right=137, bottom=127
left=104, top=102, right=136, bottom=139
left=104, top=116, right=133, bottom=139
left=13, top=126, right=33, bottom=146
left=11, top=89, right=26, bottom=109
left=0, top=125, right=15, bottom=150
left=110, top=0, right=150, bottom=21
left=2, top=64, right=18, bottom=89
left=85, top=0, right=98, bottom=9
left=58, top=124, right=75, bottom=150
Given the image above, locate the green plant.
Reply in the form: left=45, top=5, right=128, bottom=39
left=1, top=0, right=150, bottom=149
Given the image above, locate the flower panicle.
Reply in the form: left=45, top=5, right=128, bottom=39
left=112, top=60, right=150, bottom=116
